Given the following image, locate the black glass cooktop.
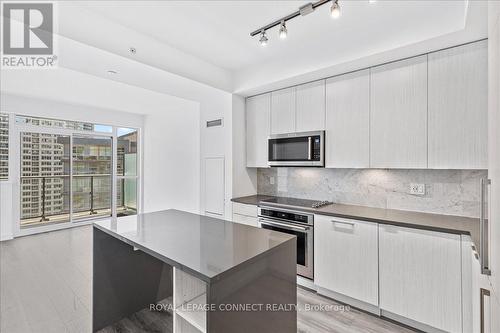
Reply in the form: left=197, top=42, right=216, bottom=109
left=260, top=197, right=332, bottom=209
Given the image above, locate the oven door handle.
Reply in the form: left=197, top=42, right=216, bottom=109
left=259, top=218, right=310, bottom=232
left=308, top=137, right=312, bottom=160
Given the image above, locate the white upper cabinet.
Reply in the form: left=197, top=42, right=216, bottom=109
left=295, top=80, right=325, bottom=132
left=271, top=87, right=296, bottom=134
left=246, top=93, right=270, bottom=168
left=246, top=43, right=487, bottom=170
left=428, top=40, right=488, bottom=169
left=326, top=70, right=370, bottom=168
left=370, top=55, right=428, bottom=168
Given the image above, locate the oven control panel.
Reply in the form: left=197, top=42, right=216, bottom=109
left=258, top=207, right=313, bottom=225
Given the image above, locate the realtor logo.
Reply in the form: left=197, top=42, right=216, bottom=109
left=1, top=2, right=57, bottom=68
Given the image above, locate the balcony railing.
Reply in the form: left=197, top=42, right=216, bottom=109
left=20, top=174, right=115, bottom=225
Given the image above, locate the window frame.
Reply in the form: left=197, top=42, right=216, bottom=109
left=11, top=114, right=142, bottom=237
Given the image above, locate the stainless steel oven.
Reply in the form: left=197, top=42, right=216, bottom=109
left=268, top=130, right=324, bottom=167
left=258, top=206, right=314, bottom=280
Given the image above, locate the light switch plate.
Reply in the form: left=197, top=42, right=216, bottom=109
left=409, top=183, right=425, bottom=195
left=269, top=176, right=275, bottom=185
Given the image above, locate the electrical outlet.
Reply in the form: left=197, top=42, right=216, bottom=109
left=269, top=176, right=275, bottom=185
left=409, top=183, right=425, bottom=196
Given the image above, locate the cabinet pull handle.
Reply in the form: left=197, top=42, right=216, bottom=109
left=331, top=220, right=355, bottom=227
left=480, top=288, right=491, bottom=333
left=480, top=178, right=491, bottom=275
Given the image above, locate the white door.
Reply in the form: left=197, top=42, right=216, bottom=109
left=295, top=80, right=325, bottom=132
left=271, top=87, right=296, bottom=134
left=428, top=40, right=488, bottom=169
left=325, top=70, right=370, bottom=168
left=379, top=224, right=462, bottom=332
left=370, top=55, right=428, bottom=168
left=204, top=157, right=224, bottom=217
left=246, top=94, right=270, bottom=168
left=315, top=215, right=378, bottom=306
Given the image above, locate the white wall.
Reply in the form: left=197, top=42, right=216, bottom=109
left=198, top=90, right=233, bottom=219
left=0, top=182, right=14, bottom=241
left=143, top=103, right=201, bottom=214
left=231, top=95, right=257, bottom=198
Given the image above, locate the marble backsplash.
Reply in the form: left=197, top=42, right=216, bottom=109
left=257, top=168, right=488, bottom=218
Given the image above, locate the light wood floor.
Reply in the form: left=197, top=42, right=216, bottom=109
left=0, top=225, right=416, bottom=333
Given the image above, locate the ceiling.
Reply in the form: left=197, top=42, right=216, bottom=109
left=76, top=0, right=472, bottom=71
left=2, top=1, right=489, bottom=98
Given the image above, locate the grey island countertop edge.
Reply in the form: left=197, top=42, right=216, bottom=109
left=93, top=222, right=213, bottom=282
left=93, top=210, right=296, bottom=283
left=231, top=195, right=480, bottom=248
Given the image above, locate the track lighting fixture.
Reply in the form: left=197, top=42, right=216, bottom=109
left=252, top=0, right=349, bottom=46
left=279, top=21, right=288, bottom=39
left=330, top=0, right=341, bottom=19
left=259, top=30, right=268, bottom=46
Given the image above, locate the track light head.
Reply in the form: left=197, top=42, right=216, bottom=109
left=279, top=21, right=287, bottom=39
left=331, top=0, right=341, bottom=19
left=259, top=30, right=268, bottom=46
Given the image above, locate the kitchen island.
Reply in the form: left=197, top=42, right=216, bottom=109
left=93, top=209, right=297, bottom=333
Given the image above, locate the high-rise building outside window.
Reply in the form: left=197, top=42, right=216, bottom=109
left=0, top=113, right=9, bottom=180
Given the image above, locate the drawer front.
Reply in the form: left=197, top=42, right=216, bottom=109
left=314, top=214, right=379, bottom=306
left=232, top=203, right=257, bottom=217
left=232, top=213, right=259, bottom=227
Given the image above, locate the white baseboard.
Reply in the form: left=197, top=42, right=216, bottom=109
left=316, top=287, right=380, bottom=315
left=381, top=310, right=447, bottom=333
left=0, top=233, right=13, bottom=241
left=297, top=276, right=317, bottom=291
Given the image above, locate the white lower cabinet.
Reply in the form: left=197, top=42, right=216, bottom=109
left=314, top=216, right=467, bottom=332
left=314, top=215, right=379, bottom=307
left=232, top=203, right=258, bottom=227
left=232, top=213, right=258, bottom=227
left=462, top=236, right=492, bottom=333
left=379, top=224, right=462, bottom=333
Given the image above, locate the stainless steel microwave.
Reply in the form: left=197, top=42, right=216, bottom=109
left=268, top=131, right=325, bottom=167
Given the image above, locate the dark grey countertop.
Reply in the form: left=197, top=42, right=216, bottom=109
left=232, top=195, right=480, bottom=247
left=94, top=209, right=295, bottom=282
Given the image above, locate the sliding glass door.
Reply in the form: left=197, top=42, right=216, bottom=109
left=20, top=132, right=71, bottom=227
left=116, top=128, right=138, bottom=217
left=19, top=131, right=113, bottom=228
left=72, top=135, right=112, bottom=221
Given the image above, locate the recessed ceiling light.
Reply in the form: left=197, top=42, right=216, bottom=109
left=107, top=70, right=118, bottom=75
left=369, top=0, right=377, bottom=3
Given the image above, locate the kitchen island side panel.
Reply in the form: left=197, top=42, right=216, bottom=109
left=92, top=227, right=173, bottom=332
left=207, top=238, right=297, bottom=333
